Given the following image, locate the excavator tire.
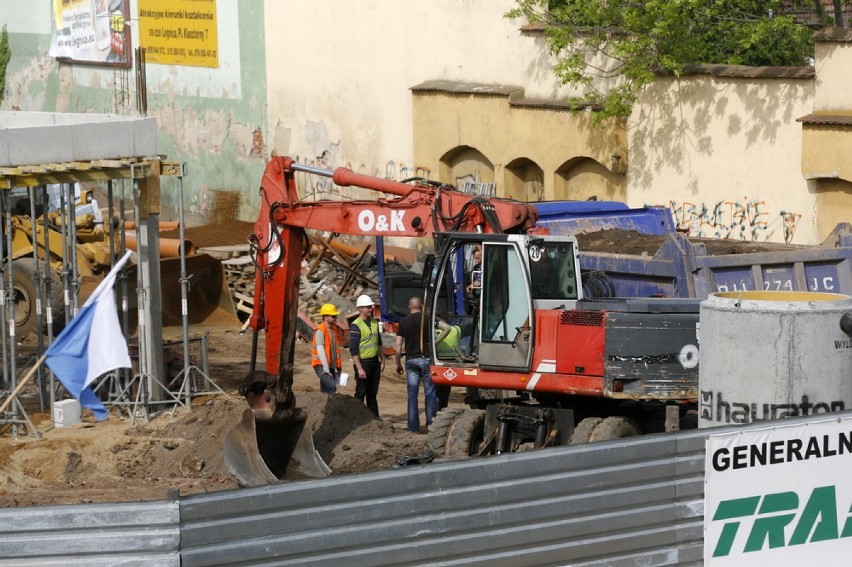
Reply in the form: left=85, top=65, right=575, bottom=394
left=426, top=407, right=464, bottom=456
left=587, top=416, right=641, bottom=443
left=11, top=259, right=64, bottom=338
left=445, top=409, right=486, bottom=458
left=569, top=417, right=603, bottom=445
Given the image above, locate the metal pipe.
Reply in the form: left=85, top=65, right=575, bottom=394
left=4, top=193, right=19, bottom=432
left=68, top=184, right=79, bottom=315
left=28, top=186, right=46, bottom=411
left=496, top=418, right=512, bottom=454
left=177, top=166, right=191, bottom=406
left=0, top=192, right=9, bottom=392
left=119, top=179, right=129, bottom=360
left=41, top=185, right=55, bottom=409
left=59, top=184, right=70, bottom=323
left=133, top=174, right=149, bottom=409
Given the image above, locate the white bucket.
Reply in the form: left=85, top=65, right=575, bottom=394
left=337, top=372, right=349, bottom=386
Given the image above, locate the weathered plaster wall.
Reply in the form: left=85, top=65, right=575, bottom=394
left=815, top=178, right=852, bottom=239
left=0, top=0, right=267, bottom=225
left=801, top=35, right=852, bottom=242
left=813, top=41, right=852, bottom=111
left=802, top=126, right=852, bottom=184
left=264, top=0, right=826, bottom=244
left=629, top=75, right=815, bottom=243
left=2, top=1, right=840, bottom=244
left=263, top=0, right=571, bottom=200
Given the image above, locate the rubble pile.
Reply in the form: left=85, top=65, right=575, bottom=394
left=197, top=232, right=387, bottom=338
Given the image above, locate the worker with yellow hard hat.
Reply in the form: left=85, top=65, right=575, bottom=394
left=311, top=303, right=344, bottom=393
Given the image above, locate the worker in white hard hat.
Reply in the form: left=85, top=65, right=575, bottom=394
left=349, top=294, right=384, bottom=417
left=311, top=303, right=343, bottom=393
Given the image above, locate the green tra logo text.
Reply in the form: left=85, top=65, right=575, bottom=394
left=711, top=485, right=852, bottom=557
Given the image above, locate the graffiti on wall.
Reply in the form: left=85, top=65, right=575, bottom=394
left=665, top=199, right=802, bottom=243
left=386, top=161, right=432, bottom=182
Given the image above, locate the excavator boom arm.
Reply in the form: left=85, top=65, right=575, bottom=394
left=227, top=155, right=542, bottom=484
left=250, top=155, right=540, bottom=375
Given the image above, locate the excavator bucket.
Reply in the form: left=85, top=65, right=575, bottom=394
left=158, top=254, right=242, bottom=328
left=124, top=253, right=242, bottom=332
left=223, top=408, right=331, bottom=486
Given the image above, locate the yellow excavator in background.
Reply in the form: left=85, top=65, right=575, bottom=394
left=4, top=187, right=239, bottom=341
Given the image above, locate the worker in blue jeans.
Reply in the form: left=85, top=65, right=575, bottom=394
left=394, top=296, right=438, bottom=433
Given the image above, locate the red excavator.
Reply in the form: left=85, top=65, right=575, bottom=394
left=223, top=156, right=700, bottom=486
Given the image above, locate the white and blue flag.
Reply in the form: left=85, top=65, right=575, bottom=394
left=45, top=251, right=133, bottom=421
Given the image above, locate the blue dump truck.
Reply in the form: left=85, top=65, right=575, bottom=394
left=535, top=201, right=852, bottom=299
left=378, top=201, right=852, bottom=321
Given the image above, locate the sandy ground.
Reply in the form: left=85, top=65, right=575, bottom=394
left=0, top=327, right=461, bottom=508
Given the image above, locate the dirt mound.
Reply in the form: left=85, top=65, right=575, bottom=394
left=0, top=327, right=437, bottom=508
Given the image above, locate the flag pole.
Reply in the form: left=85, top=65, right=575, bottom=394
left=0, top=353, right=48, bottom=415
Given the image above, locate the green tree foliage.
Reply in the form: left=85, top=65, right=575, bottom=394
left=0, top=26, right=10, bottom=106
left=507, top=0, right=825, bottom=119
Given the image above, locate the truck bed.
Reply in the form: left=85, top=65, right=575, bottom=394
left=575, top=224, right=852, bottom=298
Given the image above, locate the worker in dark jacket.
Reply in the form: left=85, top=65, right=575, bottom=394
left=395, top=296, right=438, bottom=432
left=349, top=294, right=384, bottom=417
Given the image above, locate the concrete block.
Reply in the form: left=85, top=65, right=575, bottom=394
left=0, top=128, right=10, bottom=168
left=134, top=117, right=158, bottom=156
left=7, top=124, right=74, bottom=166
left=74, top=121, right=135, bottom=161
left=0, top=111, right=160, bottom=167
left=53, top=399, right=82, bottom=428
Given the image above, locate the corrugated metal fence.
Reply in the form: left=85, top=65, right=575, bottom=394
left=0, top=500, right=180, bottom=566
left=0, top=422, right=719, bottom=566
left=37, top=409, right=852, bottom=564
left=179, top=429, right=707, bottom=567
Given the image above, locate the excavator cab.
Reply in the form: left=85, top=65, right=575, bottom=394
left=427, top=233, right=582, bottom=372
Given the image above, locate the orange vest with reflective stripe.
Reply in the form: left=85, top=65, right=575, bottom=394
left=311, top=322, right=342, bottom=369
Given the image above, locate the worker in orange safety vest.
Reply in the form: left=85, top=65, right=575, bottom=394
left=311, top=303, right=343, bottom=393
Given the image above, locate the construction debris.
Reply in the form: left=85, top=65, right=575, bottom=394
left=197, top=232, right=385, bottom=340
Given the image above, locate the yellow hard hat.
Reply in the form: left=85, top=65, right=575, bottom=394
left=320, top=303, right=339, bottom=316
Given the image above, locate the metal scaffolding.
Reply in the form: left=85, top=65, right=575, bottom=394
left=0, top=157, right=214, bottom=434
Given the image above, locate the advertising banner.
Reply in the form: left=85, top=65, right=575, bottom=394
left=137, top=0, right=218, bottom=68
left=49, top=0, right=131, bottom=67
left=705, top=418, right=852, bottom=564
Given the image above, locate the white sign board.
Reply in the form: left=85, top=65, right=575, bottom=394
left=705, top=418, right=852, bottom=564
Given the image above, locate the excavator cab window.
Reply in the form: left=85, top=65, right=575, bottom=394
left=429, top=241, right=481, bottom=363
left=429, top=236, right=534, bottom=372
left=528, top=240, right=580, bottom=301
left=477, top=240, right=534, bottom=371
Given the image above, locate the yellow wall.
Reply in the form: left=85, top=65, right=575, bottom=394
left=815, top=178, right=852, bottom=240
left=814, top=41, right=852, bottom=111
left=412, top=90, right=627, bottom=202
left=802, top=34, right=852, bottom=241
left=802, top=127, right=852, bottom=184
